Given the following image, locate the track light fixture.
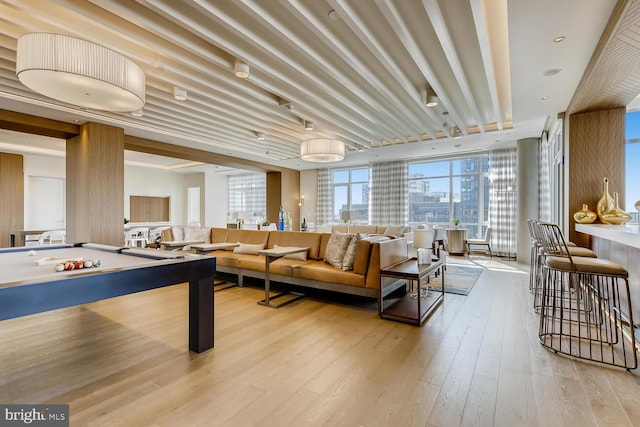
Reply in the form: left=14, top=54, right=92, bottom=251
left=173, top=86, right=187, bottom=101
left=422, top=86, right=438, bottom=107
left=450, top=126, right=463, bottom=139
left=304, top=120, right=313, bottom=130
left=442, top=111, right=450, bottom=128
left=255, top=132, right=265, bottom=140
left=234, top=59, right=249, bottom=79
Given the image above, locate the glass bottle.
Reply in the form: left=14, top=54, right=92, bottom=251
left=278, top=206, right=285, bottom=231
left=301, top=218, right=308, bottom=231
left=596, top=177, right=615, bottom=223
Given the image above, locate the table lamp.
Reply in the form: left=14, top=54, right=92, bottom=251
left=341, top=210, right=360, bottom=232
left=413, top=229, right=434, bottom=265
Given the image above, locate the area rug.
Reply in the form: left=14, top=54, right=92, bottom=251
left=426, top=263, right=483, bottom=295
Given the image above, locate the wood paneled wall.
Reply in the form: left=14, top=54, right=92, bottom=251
left=266, top=169, right=301, bottom=229
left=66, top=123, right=124, bottom=246
left=568, top=107, right=626, bottom=246
left=0, top=153, right=24, bottom=247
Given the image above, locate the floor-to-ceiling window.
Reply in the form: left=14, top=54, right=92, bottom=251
left=408, top=156, right=489, bottom=238
left=227, top=172, right=266, bottom=224
left=626, top=111, right=640, bottom=222
left=331, top=167, right=369, bottom=223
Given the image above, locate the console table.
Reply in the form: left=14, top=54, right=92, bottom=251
left=379, top=257, right=445, bottom=326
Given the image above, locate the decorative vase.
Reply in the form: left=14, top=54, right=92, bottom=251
left=596, top=177, right=615, bottom=223
left=601, top=192, right=632, bottom=225
left=573, top=204, right=597, bottom=224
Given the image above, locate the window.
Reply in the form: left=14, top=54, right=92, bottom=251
left=408, top=156, right=489, bottom=238
left=626, top=111, right=640, bottom=222
left=332, top=167, right=369, bottom=223
left=228, top=172, right=266, bottom=224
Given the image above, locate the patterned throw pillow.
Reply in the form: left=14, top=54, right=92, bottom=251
left=341, top=233, right=362, bottom=271
left=324, top=232, right=353, bottom=269
left=184, top=226, right=211, bottom=243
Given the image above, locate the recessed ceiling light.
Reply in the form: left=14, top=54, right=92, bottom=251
left=328, top=10, right=339, bottom=20
left=541, top=96, right=550, bottom=101
left=553, top=36, right=566, bottom=43
left=255, top=132, right=265, bottom=140
left=543, top=68, right=562, bottom=77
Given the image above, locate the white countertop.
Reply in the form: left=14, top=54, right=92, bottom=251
left=576, top=223, right=640, bottom=249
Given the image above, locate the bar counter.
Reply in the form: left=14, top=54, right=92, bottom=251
left=576, top=223, right=640, bottom=334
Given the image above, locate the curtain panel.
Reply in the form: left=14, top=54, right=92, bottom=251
left=316, top=168, right=333, bottom=225
left=489, top=148, right=517, bottom=257
left=228, top=173, right=266, bottom=222
left=539, top=132, right=552, bottom=222
left=371, top=160, right=408, bottom=225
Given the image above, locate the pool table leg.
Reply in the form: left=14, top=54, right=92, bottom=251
left=188, top=276, right=215, bottom=353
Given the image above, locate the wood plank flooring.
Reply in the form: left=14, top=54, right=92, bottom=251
left=1, top=257, right=640, bottom=426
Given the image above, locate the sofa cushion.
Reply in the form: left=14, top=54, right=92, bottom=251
left=324, top=232, right=353, bottom=269
left=341, top=234, right=361, bottom=271
left=294, top=260, right=366, bottom=287
left=273, top=244, right=308, bottom=261
left=267, top=231, right=321, bottom=259
left=210, top=227, right=228, bottom=243
left=233, top=242, right=265, bottom=255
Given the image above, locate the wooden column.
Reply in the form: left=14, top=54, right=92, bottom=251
left=266, top=169, right=301, bottom=229
left=568, top=107, right=625, bottom=246
left=0, top=153, right=24, bottom=247
left=66, top=122, right=124, bottom=245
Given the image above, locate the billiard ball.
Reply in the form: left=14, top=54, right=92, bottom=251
left=28, top=250, right=36, bottom=256
left=93, top=260, right=101, bottom=267
left=75, top=261, right=84, bottom=269
left=55, top=263, right=64, bottom=272
left=84, top=260, right=93, bottom=268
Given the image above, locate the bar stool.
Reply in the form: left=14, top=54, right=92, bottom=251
left=536, top=222, right=636, bottom=370
left=528, top=220, right=597, bottom=311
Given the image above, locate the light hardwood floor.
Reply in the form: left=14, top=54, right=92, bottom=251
left=1, top=257, right=640, bottom=426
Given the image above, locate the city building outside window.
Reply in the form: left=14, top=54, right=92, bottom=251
left=408, top=156, right=489, bottom=238
left=332, top=167, right=369, bottom=223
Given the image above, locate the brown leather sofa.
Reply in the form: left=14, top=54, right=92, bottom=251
left=162, top=227, right=410, bottom=298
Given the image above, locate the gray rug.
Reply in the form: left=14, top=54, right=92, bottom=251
left=427, top=263, right=483, bottom=295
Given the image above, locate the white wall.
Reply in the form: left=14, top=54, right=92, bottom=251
left=23, top=154, right=66, bottom=227
left=204, top=171, right=228, bottom=227
left=124, top=165, right=187, bottom=225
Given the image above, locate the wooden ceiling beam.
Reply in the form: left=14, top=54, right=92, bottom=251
left=0, top=110, right=80, bottom=139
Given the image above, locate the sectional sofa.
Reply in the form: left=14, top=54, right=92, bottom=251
left=161, top=227, right=410, bottom=298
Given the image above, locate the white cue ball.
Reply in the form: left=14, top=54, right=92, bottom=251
left=28, top=250, right=36, bottom=256
left=55, top=264, right=65, bottom=272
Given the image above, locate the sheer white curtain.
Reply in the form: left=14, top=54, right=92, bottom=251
left=228, top=173, right=266, bottom=223
left=371, top=160, right=408, bottom=225
left=489, top=148, right=517, bottom=257
left=539, top=132, right=552, bottom=222
left=316, top=168, right=333, bottom=225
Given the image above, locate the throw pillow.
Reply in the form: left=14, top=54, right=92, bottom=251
left=383, top=225, right=405, bottom=237
left=324, top=231, right=353, bottom=269
left=341, top=233, right=361, bottom=271
left=233, top=242, right=265, bottom=255
left=273, top=244, right=308, bottom=261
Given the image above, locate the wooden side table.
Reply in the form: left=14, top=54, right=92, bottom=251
left=445, top=228, right=467, bottom=255
left=379, top=257, right=445, bottom=326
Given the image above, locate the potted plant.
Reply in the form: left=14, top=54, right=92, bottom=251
left=452, top=218, right=460, bottom=229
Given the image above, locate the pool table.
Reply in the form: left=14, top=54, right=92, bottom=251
left=0, top=243, right=216, bottom=353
